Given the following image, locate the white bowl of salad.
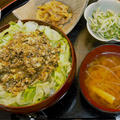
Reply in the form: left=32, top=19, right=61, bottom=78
left=84, top=0, right=120, bottom=42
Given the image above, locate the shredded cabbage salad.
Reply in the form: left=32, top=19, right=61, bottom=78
left=89, top=8, right=120, bottom=40
left=0, top=21, right=72, bottom=106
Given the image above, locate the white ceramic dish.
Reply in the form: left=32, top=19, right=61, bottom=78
left=84, top=0, right=120, bottom=42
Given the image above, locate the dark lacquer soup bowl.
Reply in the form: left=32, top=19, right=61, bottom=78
left=0, top=20, right=76, bottom=114
left=79, top=45, right=120, bottom=114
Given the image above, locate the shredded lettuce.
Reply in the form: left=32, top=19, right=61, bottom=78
left=24, top=21, right=38, bottom=32
left=38, top=25, right=47, bottom=32
left=89, top=8, right=120, bottom=40
left=0, top=21, right=25, bottom=46
left=44, top=27, right=62, bottom=41
left=0, top=21, right=72, bottom=106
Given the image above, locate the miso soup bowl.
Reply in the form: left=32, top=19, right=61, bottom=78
left=0, top=20, right=76, bottom=114
left=79, top=44, right=120, bottom=114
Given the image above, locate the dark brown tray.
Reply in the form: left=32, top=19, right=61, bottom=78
left=0, top=0, right=117, bottom=119
left=0, top=0, right=29, bottom=20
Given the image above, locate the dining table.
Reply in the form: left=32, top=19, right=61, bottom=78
left=0, top=0, right=117, bottom=119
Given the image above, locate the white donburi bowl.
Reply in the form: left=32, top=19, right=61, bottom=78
left=84, top=0, right=120, bottom=42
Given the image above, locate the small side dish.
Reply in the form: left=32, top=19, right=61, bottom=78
left=84, top=0, right=120, bottom=42
left=36, top=0, right=72, bottom=28
left=89, top=9, right=120, bottom=40
left=13, top=0, right=87, bottom=34
left=0, top=20, right=72, bottom=107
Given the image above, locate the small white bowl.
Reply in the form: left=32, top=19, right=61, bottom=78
left=84, top=0, right=120, bottom=42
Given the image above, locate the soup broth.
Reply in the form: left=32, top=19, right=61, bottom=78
left=85, top=53, right=120, bottom=110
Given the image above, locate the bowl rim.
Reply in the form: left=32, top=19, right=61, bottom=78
left=0, top=19, right=76, bottom=113
left=79, top=44, right=120, bottom=114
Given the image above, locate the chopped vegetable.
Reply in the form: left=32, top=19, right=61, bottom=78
left=89, top=8, right=120, bottom=40
left=91, top=86, right=115, bottom=104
